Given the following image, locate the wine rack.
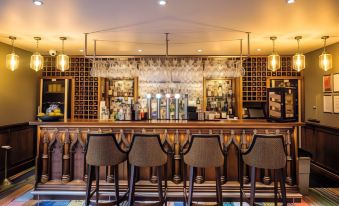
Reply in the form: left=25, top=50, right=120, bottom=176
left=42, top=56, right=99, bottom=119
left=242, top=56, right=299, bottom=102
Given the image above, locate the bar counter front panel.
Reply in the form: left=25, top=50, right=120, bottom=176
left=30, top=120, right=302, bottom=201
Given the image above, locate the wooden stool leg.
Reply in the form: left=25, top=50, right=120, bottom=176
left=250, top=166, right=256, bottom=206
left=239, top=156, right=243, bottom=206
left=279, top=169, right=287, bottom=206
left=128, top=165, right=136, bottom=206
left=157, top=166, right=164, bottom=203
left=95, top=166, right=100, bottom=204
left=85, top=165, right=93, bottom=206
left=274, top=170, right=278, bottom=206
left=164, top=164, right=168, bottom=206
left=188, top=166, right=195, bottom=206
left=215, top=167, right=223, bottom=206
left=114, top=165, right=120, bottom=205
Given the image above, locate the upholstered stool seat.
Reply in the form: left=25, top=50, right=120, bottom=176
left=127, top=134, right=172, bottom=206
left=183, top=134, right=225, bottom=206
left=85, top=133, right=128, bottom=206
left=240, top=134, right=287, bottom=206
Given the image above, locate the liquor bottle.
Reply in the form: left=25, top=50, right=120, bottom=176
left=218, top=83, right=223, bottom=97
left=196, top=97, right=201, bottom=111
left=131, top=100, right=135, bottom=121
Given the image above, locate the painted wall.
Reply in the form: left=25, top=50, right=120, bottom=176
left=304, top=42, right=339, bottom=128
left=0, top=42, right=39, bottom=126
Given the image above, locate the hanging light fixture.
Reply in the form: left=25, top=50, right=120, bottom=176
left=56, top=37, right=69, bottom=72
left=30, top=37, right=44, bottom=72
left=6, top=36, right=20, bottom=72
left=319, top=36, right=332, bottom=72
left=268, top=36, right=281, bottom=72
left=292, top=36, right=305, bottom=72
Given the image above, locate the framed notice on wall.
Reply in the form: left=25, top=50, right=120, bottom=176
left=334, top=95, right=339, bottom=114
left=323, top=75, right=332, bottom=92
left=333, top=73, right=339, bottom=92
left=323, top=95, right=333, bottom=113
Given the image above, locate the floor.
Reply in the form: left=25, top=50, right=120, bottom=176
left=0, top=168, right=338, bottom=206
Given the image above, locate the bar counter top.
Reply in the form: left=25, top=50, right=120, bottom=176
left=30, top=119, right=304, bottom=129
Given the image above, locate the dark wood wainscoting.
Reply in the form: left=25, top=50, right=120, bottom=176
left=0, top=123, right=36, bottom=181
left=301, top=122, right=339, bottom=176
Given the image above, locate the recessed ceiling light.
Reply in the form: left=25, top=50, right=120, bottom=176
left=79, top=49, right=84, bottom=52
left=197, top=49, right=203, bottom=53
left=287, top=0, right=295, bottom=4
left=256, top=48, right=261, bottom=51
left=158, top=0, right=167, bottom=6
left=137, top=49, right=143, bottom=52
left=33, top=0, right=43, bottom=6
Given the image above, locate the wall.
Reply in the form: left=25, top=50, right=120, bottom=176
left=0, top=42, right=39, bottom=126
left=304, top=42, right=339, bottom=128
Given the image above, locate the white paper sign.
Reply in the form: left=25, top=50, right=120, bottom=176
left=334, top=96, right=339, bottom=113
left=323, top=95, right=333, bottom=113
left=334, top=74, right=339, bottom=92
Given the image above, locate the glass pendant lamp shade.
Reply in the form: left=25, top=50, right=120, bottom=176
left=6, top=36, right=19, bottom=71
left=268, top=36, right=280, bottom=72
left=30, top=37, right=44, bottom=72
left=56, top=37, right=69, bottom=72
left=319, top=36, right=332, bottom=71
left=292, top=36, right=305, bottom=72
left=6, top=52, right=19, bottom=72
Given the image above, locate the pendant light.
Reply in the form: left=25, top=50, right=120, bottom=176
left=319, top=36, right=332, bottom=72
left=30, top=37, right=44, bottom=72
left=6, top=36, right=19, bottom=72
left=268, top=36, right=280, bottom=72
left=292, top=36, right=305, bottom=72
left=56, top=37, right=69, bottom=72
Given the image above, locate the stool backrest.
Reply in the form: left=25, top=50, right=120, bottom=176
left=242, top=134, right=286, bottom=169
left=184, top=134, right=224, bottom=168
left=128, top=134, right=167, bottom=167
left=86, top=133, right=127, bottom=166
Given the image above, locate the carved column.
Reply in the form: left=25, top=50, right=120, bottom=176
left=240, top=130, right=251, bottom=184
left=62, top=130, right=71, bottom=183
left=262, top=130, right=272, bottom=185
left=220, top=130, right=227, bottom=184
left=173, top=130, right=182, bottom=183
left=285, top=130, right=293, bottom=185
left=41, top=130, right=49, bottom=183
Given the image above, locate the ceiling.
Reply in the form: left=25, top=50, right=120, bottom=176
left=0, top=0, right=338, bottom=56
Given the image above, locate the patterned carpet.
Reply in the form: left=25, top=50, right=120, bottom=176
left=1, top=170, right=338, bottom=206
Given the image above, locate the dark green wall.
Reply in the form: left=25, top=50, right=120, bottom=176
left=304, top=42, right=339, bottom=128
left=0, top=42, right=39, bottom=126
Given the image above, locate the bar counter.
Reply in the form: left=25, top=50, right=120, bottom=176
left=30, top=119, right=303, bottom=202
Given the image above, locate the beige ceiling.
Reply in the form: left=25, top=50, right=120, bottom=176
left=0, top=0, right=338, bottom=56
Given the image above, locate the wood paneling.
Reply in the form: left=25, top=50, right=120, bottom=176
left=0, top=123, right=36, bottom=181
left=301, top=123, right=339, bottom=175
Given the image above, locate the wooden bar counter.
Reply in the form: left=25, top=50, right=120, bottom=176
left=30, top=119, right=303, bottom=202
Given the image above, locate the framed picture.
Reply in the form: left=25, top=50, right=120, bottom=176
left=323, top=95, right=333, bottom=113
left=333, top=95, right=339, bottom=114
left=333, top=73, right=339, bottom=92
left=323, top=75, right=332, bottom=92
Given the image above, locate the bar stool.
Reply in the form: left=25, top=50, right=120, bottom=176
left=85, top=133, right=128, bottom=206
left=240, top=134, right=287, bottom=206
left=127, top=134, right=172, bottom=206
left=183, top=134, right=225, bottom=206
left=1, top=145, right=12, bottom=186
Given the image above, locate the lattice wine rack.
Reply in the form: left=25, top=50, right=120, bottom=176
left=42, top=56, right=99, bottom=119
left=242, top=56, right=299, bottom=102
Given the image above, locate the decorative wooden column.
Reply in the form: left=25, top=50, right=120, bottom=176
left=220, top=130, right=227, bottom=184
left=62, top=130, right=71, bottom=183
left=240, top=130, right=251, bottom=184
left=173, top=130, right=182, bottom=183
left=41, top=130, right=50, bottom=183
left=285, top=130, right=293, bottom=185
left=262, top=130, right=272, bottom=185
